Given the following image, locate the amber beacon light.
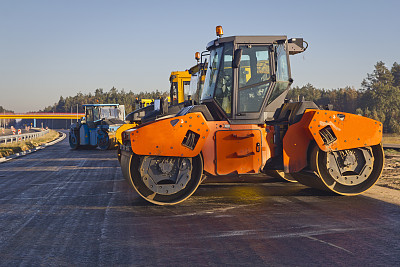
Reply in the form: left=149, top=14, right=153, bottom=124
left=216, top=26, right=223, bottom=37
left=195, top=52, right=200, bottom=61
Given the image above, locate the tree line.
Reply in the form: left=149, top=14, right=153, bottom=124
left=13, top=60, right=400, bottom=133
left=42, top=88, right=168, bottom=115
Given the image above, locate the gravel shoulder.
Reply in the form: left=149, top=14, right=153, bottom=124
left=365, top=149, right=400, bottom=205
left=377, top=150, right=400, bottom=190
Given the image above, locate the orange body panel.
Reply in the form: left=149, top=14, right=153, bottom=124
left=283, top=110, right=383, bottom=173
left=201, top=123, right=270, bottom=176
left=265, top=126, right=275, bottom=155
left=129, top=112, right=210, bottom=157
left=215, top=129, right=263, bottom=175
left=282, top=112, right=314, bottom=173
left=307, top=110, right=382, bottom=151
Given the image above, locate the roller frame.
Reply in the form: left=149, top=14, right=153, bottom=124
left=128, top=112, right=210, bottom=158
left=283, top=109, right=383, bottom=173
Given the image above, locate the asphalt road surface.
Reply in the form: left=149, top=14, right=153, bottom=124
left=0, top=135, right=399, bottom=266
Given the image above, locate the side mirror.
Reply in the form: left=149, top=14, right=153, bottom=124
left=232, top=49, right=242, bottom=68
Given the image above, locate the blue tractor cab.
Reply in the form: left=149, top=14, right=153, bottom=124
left=69, top=104, right=125, bottom=150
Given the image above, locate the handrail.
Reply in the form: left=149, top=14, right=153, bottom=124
left=0, top=113, right=85, bottom=119
left=0, top=130, right=50, bottom=144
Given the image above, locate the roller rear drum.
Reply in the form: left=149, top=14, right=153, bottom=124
left=291, top=143, right=384, bottom=195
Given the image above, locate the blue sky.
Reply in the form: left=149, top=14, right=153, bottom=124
left=0, top=0, right=399, bottom=112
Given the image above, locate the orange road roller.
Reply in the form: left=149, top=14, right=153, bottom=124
left=119, top=27, right=384, bottom=205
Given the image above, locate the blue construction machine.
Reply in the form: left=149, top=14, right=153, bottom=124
left=69, top=104, right=125, bottom=150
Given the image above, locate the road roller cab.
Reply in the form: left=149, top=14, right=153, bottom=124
left=119, top=26, right=384, bottom=205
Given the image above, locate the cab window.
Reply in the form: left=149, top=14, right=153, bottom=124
left=86, top=107, right=94, bottom=122
left=268, top=43, right=290, bottom=105
left=183, top=80, right=190, bottom=101
left=201, top=46, right=223, bottom=100
left=93, top=107, right=100, bottom=121
left=238, top=45, right=271, bottom=113
left=170, top=82, right=178, bottom=103
left=214, top=42, right=234, bottom=116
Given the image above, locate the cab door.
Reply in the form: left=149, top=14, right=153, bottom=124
left=215, top=129, right=262, bottom=175
left=233, top=45, right=273, bottom=121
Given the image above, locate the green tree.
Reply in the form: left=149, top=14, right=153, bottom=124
left=391, top=62, right=400, bottom=87
left=359, top=61, right=400, bottom=133
left=361, top=61, right=394, bottom=91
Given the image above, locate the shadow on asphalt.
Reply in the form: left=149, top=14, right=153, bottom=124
left=124, top=182, right=339, bottom=208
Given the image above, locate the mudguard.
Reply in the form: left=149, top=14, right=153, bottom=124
left=116, top=123, right=138, bottom=144
left=129, top=112, right=210, bottom=157
left=283, top=110, right=383, bottom=173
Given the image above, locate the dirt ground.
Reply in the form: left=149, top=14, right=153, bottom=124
left=377, top=149, right=400, bottom=190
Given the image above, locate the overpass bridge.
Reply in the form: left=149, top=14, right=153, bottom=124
left=0, top=113, right=85, bottom=127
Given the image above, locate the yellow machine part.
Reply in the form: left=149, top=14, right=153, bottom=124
left=140, top=99, right=154, bottom=107
left=170, top=70, right=191, bottom=104
left=116, top=123, right=138, bottom=145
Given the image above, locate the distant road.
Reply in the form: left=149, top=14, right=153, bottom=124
left=0, top=134, right=399, bottom=266
left=383, top=143, right=400, bottom=149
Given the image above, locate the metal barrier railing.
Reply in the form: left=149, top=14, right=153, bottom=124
left=0, top=130, right=50, bottom=144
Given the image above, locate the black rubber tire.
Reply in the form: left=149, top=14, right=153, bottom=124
left=97, top=132, right=110, bottom=150
left=69, top=133, right=79, bottom=149
left=127, top=153, right=203, bottom=205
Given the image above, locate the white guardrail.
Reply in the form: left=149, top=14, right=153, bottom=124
left=0, top=129, right=50, bottom=144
